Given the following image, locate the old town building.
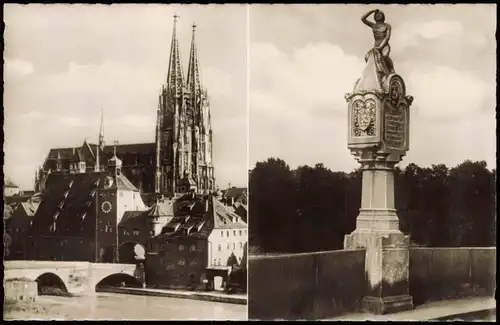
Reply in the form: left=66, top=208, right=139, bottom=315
left=146, top=190, right=247, bottom=290
left=4, top=201, right=40, bottom=260
left=4, top=178, right=21, bottom=197
left=35, top=17, right=216, bottom=197
left=27, top=152, right=148, bottom=262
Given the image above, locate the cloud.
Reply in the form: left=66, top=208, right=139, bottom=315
left=251, top=42, right=365, bottom=116
left=408, top=66, right=491, bottom=119
left=250, top=38, right=496, bottom=172
left=203, top=66, right=234, bottom=101
left=418, top=20, right=464, bottom=40
left=4, top=58, right=34, bottom=79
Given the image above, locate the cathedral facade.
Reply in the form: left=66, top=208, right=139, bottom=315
left=35, top=18, right=216, bottom=197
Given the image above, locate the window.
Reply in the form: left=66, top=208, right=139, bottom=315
left=227, top=243, right=230, bottom=250
left=233, top=230, right=236, bottom=236
left=133, top=193, right=136, bottom=199
left=119, top=192, right=123, bottom=197
left=218, top=259, right=221, bottom=266
left=213, top=259, right=217, bottom=265
left=178, top=259, right=185, bottom=266
left=123, top=230, right=129, bottom=235
left=105, top=223, right=113, bottom=233
left=239, top=230, right=242, bottom=236
left=190, top=260, right=197, bottom=266
left=179, top=244, right=185, bottom=252
left=221, top=231, right=224, bottom=237
left=240, top=242, right=243, bottom=248
left=166, top=264, right=174, bottom=270
left=226, top=231, right=229, bottom=237
left=133, top=229, right=140, bottom=236
left=217, top=244, right=221, bottom=252
left=190, top=245, right=196, bottom=252
left=232, top=243, right=235, bottom=250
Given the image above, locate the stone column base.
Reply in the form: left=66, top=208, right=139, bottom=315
left=362, top=294, right=414, bottom=315
left=345, top=230, right=414, bottom=315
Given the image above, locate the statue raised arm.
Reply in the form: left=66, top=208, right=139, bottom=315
left=361, top=9, right=395, bottom=74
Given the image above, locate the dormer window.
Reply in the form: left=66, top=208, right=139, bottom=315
left=79, top=162, right=86, bottom=173
left=50, top=222, right=57, bottom=232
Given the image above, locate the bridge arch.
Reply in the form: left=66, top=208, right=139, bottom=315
left=118, top=241, right=145, bottom=264
left=36, top=272, right=69, bottom=295
left=95, top=273, right=143, bottom=289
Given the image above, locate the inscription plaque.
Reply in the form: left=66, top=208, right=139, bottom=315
left=384, top=103, right=406, bottom=150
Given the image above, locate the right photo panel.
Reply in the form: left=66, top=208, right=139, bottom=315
left=248, top=4, right=496, bottom=321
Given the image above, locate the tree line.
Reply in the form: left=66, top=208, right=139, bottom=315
left=249, top=158, right=496, bottom=254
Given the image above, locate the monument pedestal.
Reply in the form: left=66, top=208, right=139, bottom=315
left=345, top=230, right=413, bottom=315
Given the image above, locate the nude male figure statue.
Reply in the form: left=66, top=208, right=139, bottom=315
left=361, top=9, right=395, bottom=74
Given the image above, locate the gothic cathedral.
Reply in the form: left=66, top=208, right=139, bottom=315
left=35, top=17, right=216, bottom=197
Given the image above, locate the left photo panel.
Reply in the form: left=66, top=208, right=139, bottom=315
left=3, top=4, right=248, bottom=320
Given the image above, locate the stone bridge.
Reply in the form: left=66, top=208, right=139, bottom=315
left=4, top=260, right=141, bottom=296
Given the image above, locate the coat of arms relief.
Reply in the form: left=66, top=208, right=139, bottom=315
left=353, top=98, right=376, bottom=137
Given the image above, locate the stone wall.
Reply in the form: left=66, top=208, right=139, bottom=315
left=409, top=247, right=496, bottom=305
left=248, top=249, right=366, bottom=320
left=4, top=278, right=38, bottom=302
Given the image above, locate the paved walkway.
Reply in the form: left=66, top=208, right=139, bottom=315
left=327, top=296, right=496, bottom=321
left=97, top=286, right=247, bottom=305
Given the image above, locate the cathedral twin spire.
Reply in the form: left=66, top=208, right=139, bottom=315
left=156, top=15, right=215, bottom=196
left=166, top=15, right=202, bottom=98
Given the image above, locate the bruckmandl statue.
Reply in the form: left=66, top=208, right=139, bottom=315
left=343, top=9, right=416, bottom=315
left=362, top=9, right=395, bottom=75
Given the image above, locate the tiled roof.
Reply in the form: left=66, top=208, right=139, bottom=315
left=46, top=142, right=155, bottom=162
left=115, top=174, right=139, bottom=191
left=5, top=194, right=33, bottom=206
left=32, top=171, right=139, bottom=235
left=102, top=143, right=155, bottom=154
left=213, top=198, right=247, bottom=229
left=20, top=201, right=39, bottom=217
left=120, top=199, right=174, bottom=225
left=223, top=187, right=247, bottom=200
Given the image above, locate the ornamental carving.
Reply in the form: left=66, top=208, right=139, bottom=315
left=388, top=75, right=405, bottom=105
left=353, top=98, right=376, bottom=137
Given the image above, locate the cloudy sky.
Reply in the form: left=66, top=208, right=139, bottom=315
left=4, top=4, right=248, bottom=190
left=249, top=4, right=496, bottom=173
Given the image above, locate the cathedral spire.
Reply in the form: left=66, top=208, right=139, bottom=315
left=166, top=14, right=185, bottom=95
left=186, top=22, right=202, bottom=97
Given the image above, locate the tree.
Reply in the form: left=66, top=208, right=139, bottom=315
left=249, top=158, right=296, bottom=252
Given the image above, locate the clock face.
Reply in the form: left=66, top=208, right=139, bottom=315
left=101, top=201, right=112, bottom=214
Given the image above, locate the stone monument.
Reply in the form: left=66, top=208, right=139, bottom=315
left=343, top=9, right=414, bottom=314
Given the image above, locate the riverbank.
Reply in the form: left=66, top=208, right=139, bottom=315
left=97, top=286, right=247, bottom=305
left=4, top=298, right=69, bottom=320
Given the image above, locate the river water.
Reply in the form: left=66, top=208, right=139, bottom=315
left=11, top=293, right=246, bottom=320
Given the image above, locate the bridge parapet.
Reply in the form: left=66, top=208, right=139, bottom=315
left=4, top=261, right=139, bottom=296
